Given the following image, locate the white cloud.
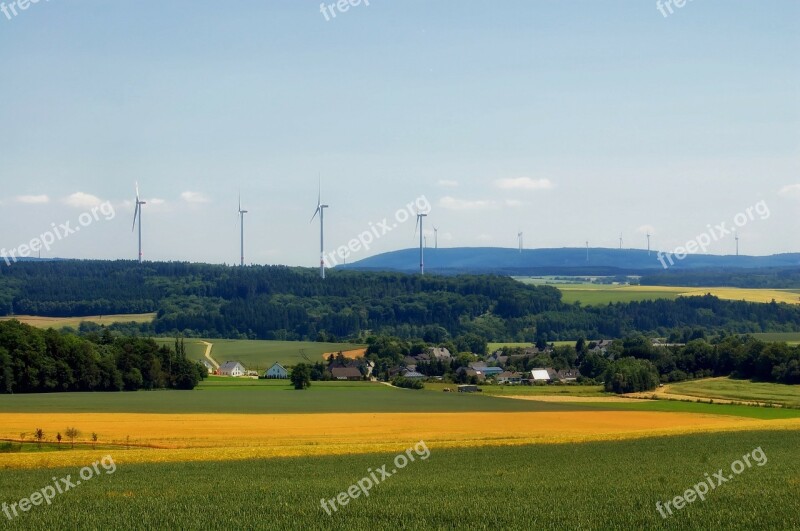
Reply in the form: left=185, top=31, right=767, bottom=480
left=15, top=195, right=50, bottom=204
left=180, top=191, right=210, bottom=204
left=149, top=198, right=166, bottom=205
left=62, top=192, right=103, bottom=208
left=438, top=196, right=497, bottom=211
left=494, top=177, right=554, bottom=191
left=779, top=184, right=800, bottom=198
left=437, top=179, right=459, bottom=188
left=504, top=199, right=525, bottom=207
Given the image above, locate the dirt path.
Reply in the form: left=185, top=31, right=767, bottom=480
left=200, top=341, right=219, bottom=369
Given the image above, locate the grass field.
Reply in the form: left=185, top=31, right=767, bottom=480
left=153, top=339, right=365, bottom=369
left=1, top=430, right=798, bottom=529
left=517, top=279, right=800, bottom=306
left=664, top=378, right=800, bottom=408
left=0, top=313, right=156, bottom=329
left=752, top=332, right=800, bottom=345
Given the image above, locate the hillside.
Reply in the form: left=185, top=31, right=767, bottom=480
left=346, top=247, right=800, bottom=275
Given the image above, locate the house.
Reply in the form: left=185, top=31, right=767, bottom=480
left=199, top=360, right=214, bottom=374
left=263, top=362, right=288, bottom=379
left=555, top=368, right=581, bottom=382
left=218, top=361, right=246, bottom=377
left=331, top=367, right=362, bottom=381
left=456, top=366, right=486, bottom=382
left=429, top=347, right=452, bottom=360
left=482, top=367, right=504, bottom=377
left=401, top=369, right=425, bottom=380
left=530, top=368, right=551, bottom=382
left=497, top=371, right=523, bottom=385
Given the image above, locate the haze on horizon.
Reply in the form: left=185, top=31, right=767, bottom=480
left=1, top=1, right=798, bottom=267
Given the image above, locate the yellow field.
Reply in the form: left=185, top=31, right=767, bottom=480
left=0, top=313, right=157, bottom=329
left=323, top=348, right=367, bottom=360
left=3, top=411, right=799, bottom=470
left=558, top=284, right=800, bottom=305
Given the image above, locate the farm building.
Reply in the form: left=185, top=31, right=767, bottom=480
left=555, top=369, right=581, bottom=382
left=530, top=368, right=551, bottom=382
left=264, top=362, right=288, bottom=379
left=401, top=369, right=425, bottom=380
left=331, top=367, right=362, bottom=381
left=199, top=360, right=214, bottom=374
left=218, top=361, right=247, bottom=377
left=497, top=371, right=523, bottom=385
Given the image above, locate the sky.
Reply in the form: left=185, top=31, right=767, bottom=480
left=0, top=0, right=798, bottom=266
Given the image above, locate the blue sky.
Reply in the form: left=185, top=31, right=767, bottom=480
left=0, top=0, right=798, bottom=266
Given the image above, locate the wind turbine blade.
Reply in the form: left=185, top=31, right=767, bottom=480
left=414, top=215, right=419, bottom=236
left=135, top=181, right=140, bottom=201
left=310, top=206, right=320, bottom=223
left=131, top=203, right=139, bottom=232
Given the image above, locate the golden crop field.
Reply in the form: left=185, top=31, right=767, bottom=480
left=0, top=313, right=157, bottom=329
left=4, top=411, right=799, bottom=470
left=554, top=284, right=800, bottom=306
left=323, top=348, right=367, bottom=359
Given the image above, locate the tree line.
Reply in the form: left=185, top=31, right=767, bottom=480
left=0, top=320, right=204, bottom=394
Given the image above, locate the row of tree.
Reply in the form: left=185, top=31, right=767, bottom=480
left=0, top=320, right=204, bottom=394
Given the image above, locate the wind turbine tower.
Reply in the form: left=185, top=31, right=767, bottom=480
left=433, top=227, right=438, bottom=249
left=518, top=232, right=523, bottom=253
left=647, top=232, right=651, bottom=256
left=735, top=233, right=740, bottom=257
left=310, top=181, right=329, bottom=279
left=238, top=195, right=248, bottom=267
left=131, top=182, right=146, bottom=263
left=415, top=212, right=428, bottom=274
left=619, top=233, right=623, bottom=250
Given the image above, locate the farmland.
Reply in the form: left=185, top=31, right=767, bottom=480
left=514, top=278, right=800, bottom=306
left=1, top=430, right=798, bottom=530
left=152, top=339, right=365, bottom=369
left=662, top=378, right=800, bottom=408
left=0, top=313, right=156, bottom=329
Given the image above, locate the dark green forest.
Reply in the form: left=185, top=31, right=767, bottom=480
left=2, top=261, right=800, bottom=343
left=0, top=320, right=204, bottom=394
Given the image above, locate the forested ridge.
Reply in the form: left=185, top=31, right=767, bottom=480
left=2, top=261, right=800, bottom=342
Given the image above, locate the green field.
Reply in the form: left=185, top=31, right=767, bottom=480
left=751, top=332, right=800, bottom=345
left=153, top=339, right=365, bottom=369
left=667, top=378, right=800, bottom=408
left=0, top=380, right=591, bottom=415
left=423, top=382, right=608, bottom=397
left=1, top=430, right=797, bottom=530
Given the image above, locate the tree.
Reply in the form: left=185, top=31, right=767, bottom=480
left=34, top=428, right=44, bottom=448
left=604, top=357, right=660, bottom=394
left=56, top=432, right=62, bottom=445
left=91, top=432, right=98, bottom=448
left=290, top=363, right=311, bottom=390
left=65, top=427, right=80, bottom=449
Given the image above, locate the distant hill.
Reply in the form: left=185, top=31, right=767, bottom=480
left=345, top=247, right=800, bottom=275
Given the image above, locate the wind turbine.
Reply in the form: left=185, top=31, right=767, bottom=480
left=518, top=232, right=523, bottom=253
left=619, top=233, right=623, bottom=250
left=415, top=212, right=428, bottom=275
left=310, top=180, right=329, bottom=279
left=735, top=233, right=740, bottom=257
left=646, top=232, right=651, bottom=256
left=131, top=182, right=146, bottom=263
left=433, top=227, right=438, bottom=249
left=238, top=194, right=248, bottom=267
